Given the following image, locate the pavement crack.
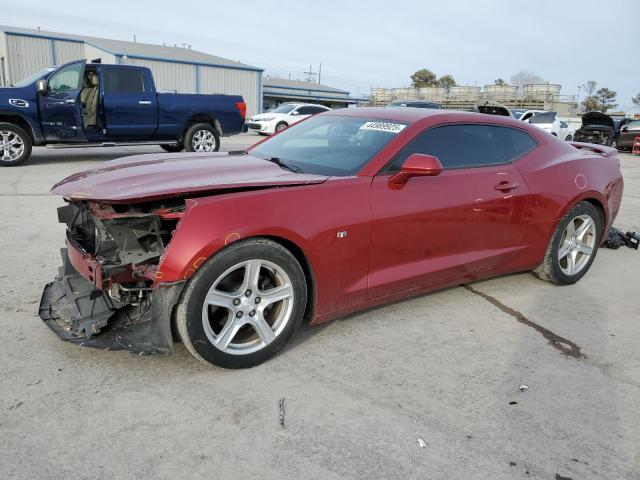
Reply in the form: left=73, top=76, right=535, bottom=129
left=463, top=285, right=585, bottom=359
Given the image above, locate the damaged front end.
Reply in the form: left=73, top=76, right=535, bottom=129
left=39, top=200, right=187, bottom=354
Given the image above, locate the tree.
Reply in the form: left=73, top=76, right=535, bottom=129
left=632, top=92, right=640, bottom=107
left=594, top=88, right=617, bottom=112
left=509, top=70, right=545, bottom=89
left=494, top=78, right=507, bottom=86
left=410, top=69, right=437, bottom=88
left=583, top=80, right=597, bottom=97
left=437, top=74, right=457, bottom=89
left=581, top=96, right=599, bottom=112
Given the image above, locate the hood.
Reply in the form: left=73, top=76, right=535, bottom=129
left=475, top=104, right=512, bottom=117
left=251, top=113, right=284, bottom=121
left=581, top=112, right=614, bottom=128
left=0, top=86, right=35, bottom=108
left=51, top=152, right=329, bottom=204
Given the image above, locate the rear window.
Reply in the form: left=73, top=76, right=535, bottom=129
left=104, top=68, right=145, bottom=93
left=529, top=112, right=556, bottom=124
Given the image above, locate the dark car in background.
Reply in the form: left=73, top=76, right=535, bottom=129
left=388, top=100, right=442, bottom=109
left=573, top=112, right=616, bottom=146
left=615, top=118, right=640, bottom=150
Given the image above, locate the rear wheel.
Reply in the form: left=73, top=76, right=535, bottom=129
left=0, top=123, right=32, bottom=166
left=176, top=238, right=307, bottom=368
left=533, top=202, right=602, bottom=285
left=160, top=143, right=184, bottom=153
left=184, top=123, right=220, bottom=152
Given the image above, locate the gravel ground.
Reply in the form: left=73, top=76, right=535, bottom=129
left=0, top=138, right=639, bottom=480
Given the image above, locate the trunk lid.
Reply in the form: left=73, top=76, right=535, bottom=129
left=52, top=152, right=329, bottom=203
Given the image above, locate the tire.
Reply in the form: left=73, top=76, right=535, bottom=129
left=184, top=123, right=220, bottom=153
left=533, top=201, right=602, bottom=285
left=176, top=238, right=307, bottom=368
left=160, top=143, right=184, bottom=153
left=275, top=122, right=288, bottom=133
left=565, top=135, right=573, bottom=142
left=0, top=123, right=32, bottom=166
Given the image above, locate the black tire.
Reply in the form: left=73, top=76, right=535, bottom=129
left=176, top=238, right=307, bottom=368
left=183, top=123, right=220, bottom=152
left=160, top=143, right=184, bottom=153
left=0, top=123, right=32, bottom=166
left=275, top=122, right=288, bottom=133
left=533, top=201, right=602, bottom=285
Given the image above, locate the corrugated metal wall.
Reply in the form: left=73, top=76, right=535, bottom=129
left=54, top=40, right=84, bottom=64
left=6, top=34, right=51, bottom=83
left=199, top=66, right=259, bottom=117
left=127, top=58, right=196, bottom=94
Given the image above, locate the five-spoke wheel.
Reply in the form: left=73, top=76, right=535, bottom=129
left=176, top=238, right=307, bottom=368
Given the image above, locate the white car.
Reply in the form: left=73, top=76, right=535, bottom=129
left=511, top=109, right=546, bottom=121
left=527, top=111, right=574, bottom=141
left=247, top=103, right=331, bottom=135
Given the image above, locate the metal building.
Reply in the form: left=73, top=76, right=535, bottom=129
left=263, top=77, right=364, bottom=110
left=0, top=25, right=263, bottom=117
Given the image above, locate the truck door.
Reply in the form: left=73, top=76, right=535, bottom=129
left=38, top=60, right=87, bottom=142
left=102, top=66, right=157, bottom=139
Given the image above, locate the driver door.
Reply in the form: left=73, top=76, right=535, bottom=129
left=38, top=60, right=86, bottom=142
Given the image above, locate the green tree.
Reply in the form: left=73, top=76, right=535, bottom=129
left=494, top=78, right=507, bottom=86
left=581, top=95, right=599, bottom=112
left=632, top=92, right=640, bottom=107
left=410, top=69, right=437, bottom=88
left=437, top=74, right=457, bottom=89
left=594, top=88, right=618, bottom=112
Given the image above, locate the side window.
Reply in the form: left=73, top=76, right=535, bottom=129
left=502, top=127, right=538, bottom=160
left=48, top=63, right=83, bottom=93
left=296, top=106, right=315, bottom=115
left=104, top=68, right=145, bottom=93
left=386, top=124, right=507, bottom=171
left=560, top=121, right=568, bottom=128
left=311, top=106, right=328, bottom=114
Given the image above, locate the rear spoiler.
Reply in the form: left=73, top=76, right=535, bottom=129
left=569, top=141, right=618, bottom=157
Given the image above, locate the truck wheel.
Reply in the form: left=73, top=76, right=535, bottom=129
left=184, top=123, right=220, bottom=153
left=160, top=143, right=184, bottom=153
left=0, top=123, right=32, bottom=166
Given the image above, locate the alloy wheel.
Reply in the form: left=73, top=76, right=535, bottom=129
left=191, top=129, right=217, bottom=152
left=558, top=214, right=597, bottom=275
left=201, top=259, right=295, bottom=355
left=0, top=130, right=25, bottom=163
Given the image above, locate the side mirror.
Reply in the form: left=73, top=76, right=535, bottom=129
left=291, top=111, right=299, bottom=116
left=388, top=153, right=443, bottom=186
left=36, top=78, right=48, bottom=94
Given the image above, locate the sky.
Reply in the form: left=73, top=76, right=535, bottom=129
left=2, top=0, right=638, bottom=111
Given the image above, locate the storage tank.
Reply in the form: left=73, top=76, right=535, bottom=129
left=448, top=86, right=481, bottom=100
left=482, top=84, right=518, bottom=101
left=392, top=87, right=419, bottom=100
left=418, top=87, right=447, bottom=101
left=522, top=83, right=561, bottom=101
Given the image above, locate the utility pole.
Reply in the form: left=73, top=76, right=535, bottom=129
left=318, top=63, right=322, bottom=84
left=304, top=64, right=316, bottom=83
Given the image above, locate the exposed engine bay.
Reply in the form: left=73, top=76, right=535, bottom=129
left=39, top=199, right=187, bottom=353
left=573, top=111, right=615, bottom=146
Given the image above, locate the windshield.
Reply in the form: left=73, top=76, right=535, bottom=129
left=11, top=68, right=56, bottom=88
left=249, top=115, right=407, bottom=176
left=270, top=104, right=297, bottom=114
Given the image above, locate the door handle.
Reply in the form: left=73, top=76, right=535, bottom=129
left=65, top=99, right=76, bottom=104
left=495, top=181, right=520, bottom=192
left=138, top=100, right=152, bottom=105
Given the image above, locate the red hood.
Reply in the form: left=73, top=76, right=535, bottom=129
left=51, top=152, right=329, bottom=203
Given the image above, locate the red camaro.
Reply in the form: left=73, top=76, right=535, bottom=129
left=40, top=108, right=624, bottom=368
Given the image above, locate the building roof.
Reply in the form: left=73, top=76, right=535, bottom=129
left=264, top=77, right=350, bottom=96
left=0, top=24, right=262, bottom=72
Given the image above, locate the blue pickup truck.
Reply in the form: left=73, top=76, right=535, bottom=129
left=0, top=60, right=247, bottom=166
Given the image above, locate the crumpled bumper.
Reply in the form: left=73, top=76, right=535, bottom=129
left=39, top=249, right=185, bottom=354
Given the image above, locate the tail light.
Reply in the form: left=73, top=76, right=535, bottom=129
left=235, top=101, right=247, bottom=119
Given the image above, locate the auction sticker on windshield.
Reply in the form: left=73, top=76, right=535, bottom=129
left=359, top=122, right=407, bottom=134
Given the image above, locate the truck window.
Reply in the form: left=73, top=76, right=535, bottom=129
left=104, top=69, right=145, bottom=93
left=48, top=63, right=83, bottom=93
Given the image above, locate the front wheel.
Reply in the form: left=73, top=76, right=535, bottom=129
left=184, top=123, right=220, bottom=152
left=275, top=122, right=288, bottom=133
left=533, top=202, right=602, bottom=285
left=0, top=123, right=32, bottom=166
left=176, top=238, right=307, bottom=368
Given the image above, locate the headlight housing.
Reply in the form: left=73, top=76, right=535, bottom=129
left=256, top=116, right=275, bottom=122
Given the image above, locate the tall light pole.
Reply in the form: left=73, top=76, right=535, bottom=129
left=576, top=85, right=582, bottom=114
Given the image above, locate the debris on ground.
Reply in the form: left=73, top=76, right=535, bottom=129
left=603, top=227, right=639, bottom=250
left=278, top=398, right=286, bottom=429
left=417, top=438, right=427, bottom=448
left=519, top=385, right=529, bottom=392
left=8, top=401, right=23, bottom=410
